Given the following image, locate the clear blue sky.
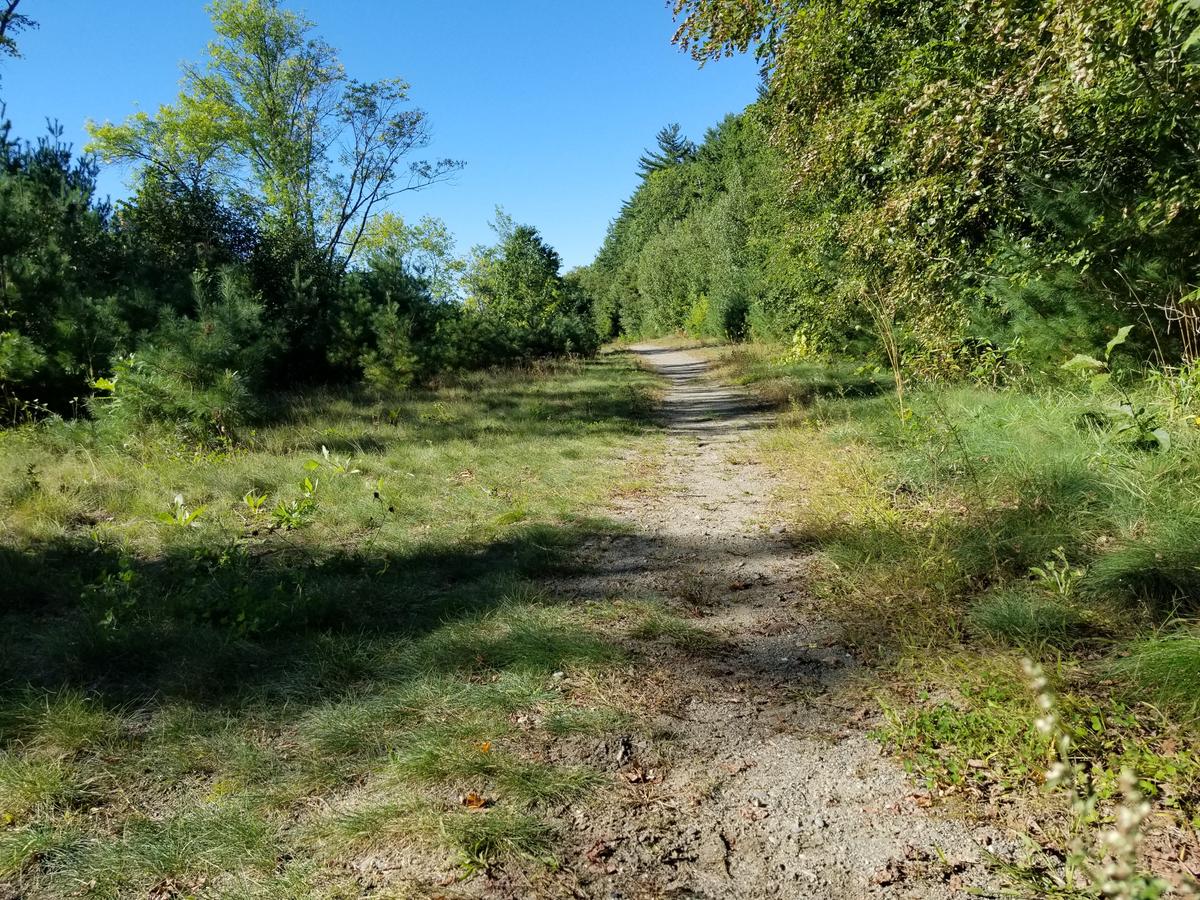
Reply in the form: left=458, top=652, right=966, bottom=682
left=1, top=1, right=759, bottom=269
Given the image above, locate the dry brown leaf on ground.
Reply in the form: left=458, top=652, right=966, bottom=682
left=586, top=838, right=621, bottom=865
left=460, top=790, right=491, bottom=809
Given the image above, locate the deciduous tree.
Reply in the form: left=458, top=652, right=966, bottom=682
left=87, top=0, right=461, bottom=271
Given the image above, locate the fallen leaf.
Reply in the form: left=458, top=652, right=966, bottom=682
left=720, top=758, right=752, bottom=776
left=478, top=741, right=492, bottom=753
left=871, top=859, right=905, bottom=886
left=739, top=804, right=770, bottom=822
left=460, top=791, right=491, bottom=809
left=586, top=838, right=619, bottom=865
left=621, top=766, right=657, bottom=784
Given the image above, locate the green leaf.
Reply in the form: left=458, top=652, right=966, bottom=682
left=1062, top=354, right=1105, bottom=372
left=1152, top=428, right=1172, bottom=452
left=1186, top=22, right=1200, bottom=52
left=1104, top=325, right=1134, bottom=361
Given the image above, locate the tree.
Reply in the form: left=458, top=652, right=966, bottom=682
left=355, top=212, right=465, bottom=303
left=670, top=0, right=780, bottom=63
left=637, top=123, right=697, bottom=177
left=0, top=122, right=124, bottom=412
left=467, top=212, right=565, bottom=330
left=87, top=0, right=461, bottom=272
left=0, top=0, right=35, bottom=62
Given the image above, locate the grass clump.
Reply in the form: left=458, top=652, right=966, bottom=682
left=627, top=607, right=715, bottom=652
left=330, top=800, right=558, bottom=873
left=389, top=726, right=600, bottom=806
left=0, top=755, right=91, bottom=825
left=1108, top=628, right=1200, bottom=723
left=57, top=802, right=277, bottom=898
left=966, top=588, right=1092, bottom=649
left=436, top=805, right=555, bottom=871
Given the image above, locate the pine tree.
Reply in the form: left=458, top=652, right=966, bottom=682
left=637, top=123, right=697, bottom=177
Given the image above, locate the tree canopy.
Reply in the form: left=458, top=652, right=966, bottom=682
left=87, top=0, right=462, bottom=271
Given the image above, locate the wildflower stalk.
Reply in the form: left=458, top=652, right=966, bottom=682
left=1022, top=659, right=1185, bottom=899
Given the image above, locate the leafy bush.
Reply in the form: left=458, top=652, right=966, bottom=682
left=93, top=269, right=278, bottom=441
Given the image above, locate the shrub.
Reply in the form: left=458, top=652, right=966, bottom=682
left=93, top=269, right=278, bottom=442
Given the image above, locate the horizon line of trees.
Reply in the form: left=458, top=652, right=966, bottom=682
left=0, top=0, right=598, bottom=441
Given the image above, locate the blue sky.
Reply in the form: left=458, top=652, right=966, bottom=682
left=1, top=1, right=759, bottom=269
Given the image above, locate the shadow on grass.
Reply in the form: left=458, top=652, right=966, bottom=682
left=0, top=511, right=888, bottom=734
left=793, top=477, right=1200, bottom=654
left=719, top=353, right=890, bottom=409
left=268, top=358, right=657, bottom=449
left=0, top=523, right=621, bottom=710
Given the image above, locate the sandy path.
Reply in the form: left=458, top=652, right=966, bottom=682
left=549, top=344, right=1009, bottom=899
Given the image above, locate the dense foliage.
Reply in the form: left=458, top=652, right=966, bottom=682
left=0, top=0, right=595, bottom=436
left=589, top=0, right=1200, bottom=375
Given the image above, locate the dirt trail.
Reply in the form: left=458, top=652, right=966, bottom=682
left=551, top=344, right=1010, bottom=899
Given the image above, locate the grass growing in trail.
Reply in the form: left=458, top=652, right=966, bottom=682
left=718, top=343, right=1200, bottom=879
left=0, top=353, right=693, bottom=897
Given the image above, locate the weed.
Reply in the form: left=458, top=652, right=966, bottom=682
left=1064, top=326, right=1170, bottom=452
left=242, top=489, right=269, bottom=516
left=1006, top=660, right=1180, bottom=900
left=270, top=478, right=319, bottom=531
left=1031, top=548, right=1086, bottom=597
left=156, top=493, right=206, bottom=528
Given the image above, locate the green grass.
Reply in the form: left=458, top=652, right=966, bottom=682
left=717, top=342, right=1200, bottom=877
left=966, top=588, right=1093, bottom=648
left=1108, top=628, right=1200, bottom=722
left=0, top=353, right=669, bottom=897
left=627, top=605, right=715, bottom=651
